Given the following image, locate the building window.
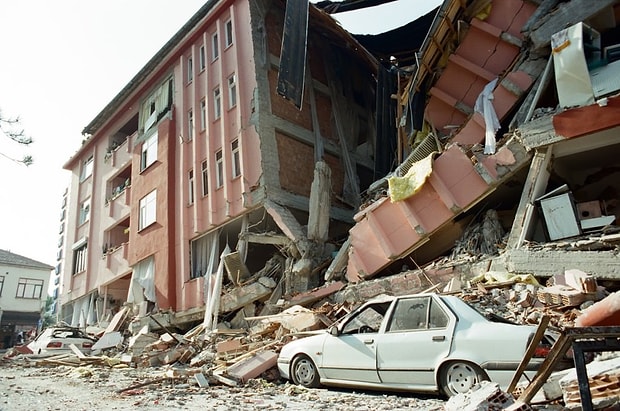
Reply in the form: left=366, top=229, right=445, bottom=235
left=139, top=190, right=157, bottom=230
left=228, top=73, right=237, bottom=108
left=214, top=86, right=221, bottom=119
left=16, top=278, right=44, bottom=299
left=199, top=45, right=206, bottom=71
left=80, top=155, right=93, bottom=182
left=212, top=32, right=219, bottom=60
left=188, top=169, right=195, bottom=205
left=0, top=276, right=4, bottom=297
left=225, top=19, right=233, bottom=47
left=201, top=160, right=209, bottom=196
left=73, top=244, right=87, bottom=274
left=216, top=150, right=224, bottom=188
left=187, top=55, right=193, bottom=83
left=232, top=139, right=241, bottom=178
left=79, top=199, right=90, bottom=225
left=190, top=231, right=220, bottom=279
left=141, top=131, right=158, bottom=171
left=139, top=77, right=173, bottom=134
left=188, top=109, right=194, bottom=140
left=200, top=99, right=206, bottom=130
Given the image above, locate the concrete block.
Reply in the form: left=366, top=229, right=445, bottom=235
left=226, top=350, right=278, bottom=383
left=194, top=372, right=209, bottom=388
left=216, top=337, right=244, bottom=353
left=220, top=281, right=273, bottom=313
left=287, top=281, right=345, bottom=306
left=159, top=347, right=183, bottom=365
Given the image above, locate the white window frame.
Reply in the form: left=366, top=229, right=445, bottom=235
left=228, top=73, right=237, bottom=108
left=225, top=19, right=233, bottom=47
left=188, top=169, right=195, bottom=205
left=232, top=139, right=241, bottom=178
left=187, top=55, right=193, bottom=83
left=188, top=109, right=194, bottom=140
left=199, top=45, right=206, bottom=71
left=80, top=155, right=94, bottom=182
left=16, top=278, right=44, bottom=299
left=73, top=244, right=88, bottom=275
left=214, top=86, right=221, bottom=119
left=79, top=199, right=90, bottom=225
left=201, top=160, right=209, bottom=196
left=141, top=131, right=158, bottom=171
left=200, top=99, right=206, bottom=130
left=211, top=32, right=219, bottom=61
left=139, top=190, right=157, bottom=230
left=216, top=150, right=224, bottom=188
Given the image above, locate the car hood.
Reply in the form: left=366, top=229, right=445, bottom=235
left=279, top=331, right=329, bottom=358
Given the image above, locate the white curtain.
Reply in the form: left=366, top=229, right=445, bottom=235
left=70, top=295, right=94, bottom=328
left=203, top=244, right=231, bottom=331
left=138, top=77, right=172, bottom=133
left=127, top=256, right=156, bottom=303
left=474, top=78, right=500, bottom=155
left=192, top=230, right=220, bottom=279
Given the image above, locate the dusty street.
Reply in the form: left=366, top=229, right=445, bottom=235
left=0, top=359, right=447, bottom=411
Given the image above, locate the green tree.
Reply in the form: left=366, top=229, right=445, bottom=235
left=0, top=108, right=33, bottom=166
left=42, top=296, right=56, bottom=328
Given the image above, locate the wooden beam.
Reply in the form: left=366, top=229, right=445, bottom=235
left=529, top=0, right=617, bottom=50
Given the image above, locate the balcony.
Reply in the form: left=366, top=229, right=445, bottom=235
left=104, top=133, right=133, bottom=168
left=106, top=180, right=131, bottom=220
left=103, top=242, right=130, bottom=281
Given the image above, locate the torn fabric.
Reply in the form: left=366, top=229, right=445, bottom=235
left=387, top=151, right=435, bottom=202
left=127, top=256, right=156, bottom=303
left=474, top=78, right=500, bottom=155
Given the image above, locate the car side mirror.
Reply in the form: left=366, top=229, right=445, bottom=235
left=329, top=326, right=339, bottom=336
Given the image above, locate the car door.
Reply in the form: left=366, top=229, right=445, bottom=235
left=376, top=295, right=456, bottom=387
left=320, top=301, right=391, bottom=383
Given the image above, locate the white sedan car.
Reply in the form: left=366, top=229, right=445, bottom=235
left=278, top=293, right=553, bottom=397
left=27, top=326, right=97, bottom=356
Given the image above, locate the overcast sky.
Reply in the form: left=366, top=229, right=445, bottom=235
left=0, top=0, right=441, bottom=268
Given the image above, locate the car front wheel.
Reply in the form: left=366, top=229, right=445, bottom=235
left=439, top=361, right=488, bottom=397
left=291, top=354, right=320, bottom=388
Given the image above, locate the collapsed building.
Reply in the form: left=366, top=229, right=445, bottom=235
left=57, top=0, right=620, bottom=344
left=59, top=0, right=382, bottom=329
left=336, top=0, right=620, bottom=297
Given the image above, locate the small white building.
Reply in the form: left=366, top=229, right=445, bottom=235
left=0, top=249, right=53, bottom=348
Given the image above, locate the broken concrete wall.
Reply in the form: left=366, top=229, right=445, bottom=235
left=250, top=0, right=377, bottom=212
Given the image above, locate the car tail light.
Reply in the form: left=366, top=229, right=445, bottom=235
left=82, top=342, right=93, bottom=349
left=46, top=342, right=63, bottom=349
left=533, top=346, right=551, bottom=358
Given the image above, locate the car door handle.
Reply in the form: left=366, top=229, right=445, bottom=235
left=432, top=335, right=445, bottom=341
left=364, top=339, right=374, bottom=344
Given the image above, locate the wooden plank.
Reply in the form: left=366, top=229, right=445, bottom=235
left=507, top=315, right=551, bottom=394
left=516, top=332, right=573, bottom=403
left=69, top=343, right=86, bottom=359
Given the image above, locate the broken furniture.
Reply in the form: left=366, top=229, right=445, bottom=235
left=535, top=185, right=616, bottom=241
left=514, top=326, right=620, bottom=411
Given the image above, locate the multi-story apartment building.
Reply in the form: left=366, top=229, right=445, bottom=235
left=0, top=249, right=52, bottom=347
left=60, top=0, right=380, bottom=327
left=49, top=187, right=69, bottom=319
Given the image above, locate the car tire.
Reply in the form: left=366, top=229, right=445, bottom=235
left=291, top=354, right=320, bottom=388
left=439, top=361, right=488, bottom=397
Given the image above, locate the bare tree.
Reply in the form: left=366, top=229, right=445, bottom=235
left=0, top=108, right=33, bottom=166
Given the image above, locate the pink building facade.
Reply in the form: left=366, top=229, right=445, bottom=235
left=60, top=0, right=378, bottom=327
